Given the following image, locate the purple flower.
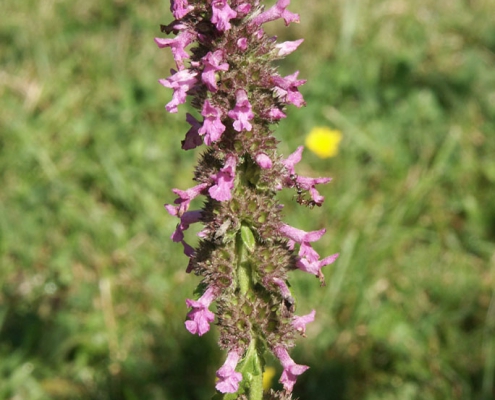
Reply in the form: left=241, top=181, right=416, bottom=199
left=170, top=210, right=202, bottom=242
left=155, top=30, right=196, bottom=70
left=295, top=176, right=332, bottom=206
left=272, top=277, right=292, bottom=298
left=296, top=253, right=339, bottom=281
left=252, top=0, right=300, bottom=27
left=264, top=107, right=287, bottom=121
left=279, top=223, right=325, bottom=263
left=236, top=3, right=252, bottom=15
left=182, top=113, right=203, bottom=150
left=170, top=0, right=193, bottom=19
left=209, top=155, right=236, bottom=201
left=215, top=350, right=243, bottom=393
left=292, top=310, right=315, bottom=335
left=179, top=239, right=195, bottom=263
left=275, top=39, right=304, bottom=56
left=198, top=100, right=226, bottom=145
left=165, top=182, right=208, bottom=217
left=182, top=240, right=196, bottom=273
left=201, top=50, right=229, bottom=92
left=211, top=0, right=237, bottom=31
left=282, top=146, right=303, bottom=175
left=237, top=37, right=248, bottom=51
left=228, top=89, right=254, bottom=132
left=273, top=346, right=309, bottom=392
left=255, top=153, right=272, bottom=169
left=159, top=69, right=198, bottom=113
left=185, top=287, right=216, bottom=336
left=272, top=71, right=306, bottom=107
left=182, top=240, right=195, bottom=258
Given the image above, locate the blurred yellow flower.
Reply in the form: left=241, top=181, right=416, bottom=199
left=262, top=366, right=276, bottom=391
left=305, top=127, right=343, bottom=158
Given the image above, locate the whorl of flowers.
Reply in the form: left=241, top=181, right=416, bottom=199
left=158, top=1, right=338, bottom=398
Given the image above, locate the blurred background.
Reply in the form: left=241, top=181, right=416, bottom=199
left=1, top=0, right=495, bottom=399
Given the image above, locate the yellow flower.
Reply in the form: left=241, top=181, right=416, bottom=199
left=305, top=127, right=343, bottom=158
left=262, top=366, right=276, bottom=391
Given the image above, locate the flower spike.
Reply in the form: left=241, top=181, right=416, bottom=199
left=158, top=0, right=338, bottom=396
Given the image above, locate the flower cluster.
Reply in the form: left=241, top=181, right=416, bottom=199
left=158, top=1, right=338, bottom=398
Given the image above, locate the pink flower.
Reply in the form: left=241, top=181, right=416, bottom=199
left=182, top=240, right=195, bottom=258
left=228, top=89, right=254, bottom=132
left=185, top=287, right=216, bottom=336
left=182, top=240, right=196, bottom=273
left=155, top=30, right=195, bottom=70
left=296, top=253, right=339, bottom=280
left=292, top=310, right=315, bottom=335
left=211, top=0, right=237, bottom=31
left=198, top=100, right=226, bottom=145
left=252, top=0, right=300, bottom=27
left=237, top=37, right=248, bottom=51
left=215, top=350, right=243, bottom=393
left=273, top=346, right=309, bottom=392
left=265, top=107, right=287, bottom=121
left=236, top=3, right=251, bottom=15
left=170, top=0, right=193, bottom=19
left=272, top=277, right=292, bottom=298
left=182, top=113, right=203, bottom=150
left=272, top=71, right=306, bottom=107
left=275, top=39, right=304, bottom=57
left=279, top=224, right=325, bottom=263
left=255, top=153, right=272, bottom=169
left=170, top=210, right=202, bottom=242
left=209, top=155, right=237, bottom=201
left=201, top=50, right=229, bottom=92
left=159, top=69, right=198, bottom=113
left=295, top=176, right=332, bottom=206
left=282, top=146, right=303, bottom=175
left=180, top=239, right=195, bottom=266
left=165, top=182, right=208, bottom=217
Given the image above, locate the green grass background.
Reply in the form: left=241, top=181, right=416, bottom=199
left=1, top=0, right=495, bottom=399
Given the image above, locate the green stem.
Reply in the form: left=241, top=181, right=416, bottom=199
left=231, top=227, right=263, bottom=400
left=243, top=340, right=263, bottom=400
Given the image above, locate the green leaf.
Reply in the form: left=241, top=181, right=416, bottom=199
left=240, top=224, right=256, bottom=253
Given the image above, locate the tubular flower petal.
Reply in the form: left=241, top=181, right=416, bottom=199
left=182, top=113, right=203, bottom=150
left=237, top=37, right=248, bottom=51
left=292, top=310, right=315, bottom=335
left=273, top=346, right=309, bottom=392
left=201, top=50, right=229, bottom=92
left=209, top=155, right=237, bottom=201
left=265, top=107, right=287, bottom=121
left=165, top=182, right=208, bottom=217
left=159, top=69, right=197, bottom=113
left=296, top=253, right=339, bottom=283
left=155, top=30, right=195, bottom=70
left=282, top=146, right=304, bottom=175
left=228, top=89, right=254, bottom=132
left=295, top=176, right=332, bottom=206
left=170, top=210, right=202, bottom=242
left=255, top=153, right=272, bottom=169
left=272, top=71, right=306, bottom=107
left=199, top=100, right=226, bottom=145
left=252, top=0, right=300, bottom=26
left=170, top=0, right=193, bottom=19
left=215, top=350, right=243, bottom=393
left=211, top=0, right=237, bottom=31
left=275, top=39, right=304, bottom=56
left=185, top=287, right=216, bottom=336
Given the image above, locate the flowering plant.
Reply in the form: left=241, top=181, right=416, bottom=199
left=157, top=1, right=338, bottom=398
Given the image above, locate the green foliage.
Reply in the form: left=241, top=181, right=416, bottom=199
left=0, top=0, right=494, bottom=399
